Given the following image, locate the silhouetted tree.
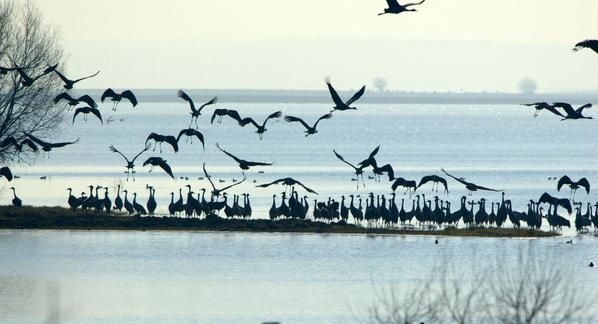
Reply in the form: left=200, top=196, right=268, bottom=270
left=0, top=1, right=64, bottom=163
left=373, top=77, right=388, bottom=92
left=518, top=77, right=538, bottom=95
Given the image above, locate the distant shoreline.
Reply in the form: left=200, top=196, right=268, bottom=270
left=77, top=89, right=598, bottom=105
left=0, top=206, right=558, bottom=238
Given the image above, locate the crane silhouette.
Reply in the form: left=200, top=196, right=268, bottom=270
left=109, top=144, right=149, bottom=181
left=54, top=92, right=97, bottom=109
left=145, top=133, right=179, bottom=153
left=521, top=102, right=564, bottom=118
left=176, top=128, right=205, bottom=149
left=391, top=177, right=418, bottom=196
left=101, top=88, right=138, bottom=111
left=238, top=111, right=282, bottom=140
left=378, top=0, right=426, bottom=15
left=441, top=169, right=501, bottom=195
left=0, top=137, right=38, bottom=154
left=552, top=102, right=593, bottom=120
left=416, top=175, right=448, bottom=194
left=573, top=39, right=598, bottom=54
left=177, top=90, right=218, bottom=128
left=143, top=157, right=175, bottom=179
left=211, top=109, right=242, bottom=124
left=15, top=67, right=51, bottom=87
left=333, top=149, right=366, bottom=189
left=203, top=162, right=246, bottom=197
left=48, top=67, right=100, bottom=90
left=72, top=106, right=103, bottom=125
left=256, top=177, right=318, bottom=194
left=284, top=113, right=332, bottom=136
left=325, top=78, right=366, bottom=112
left=9, top=187, right=21, bottom=207
left=557, top=175, right=590, bottom=201
left=216, top=143, right=272, bottom=174
left=0, top=166, right=13, bottom=181
left=114, top=184, right=123, bottom=211
left=24, top=133, right=79, bottom=155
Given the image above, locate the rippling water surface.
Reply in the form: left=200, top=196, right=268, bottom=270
left=5, top=102, right=598, bottom=225
left=0, top=230, right=597, bottom=323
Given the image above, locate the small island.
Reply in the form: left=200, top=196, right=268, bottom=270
left=0, top=206, right=558, bottom=238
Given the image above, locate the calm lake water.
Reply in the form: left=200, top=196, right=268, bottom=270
left=0, top=230, right=597, bottom=323
left=1, top=101, right=597, bottom=322
left=3, top=101, right=597, bottom=233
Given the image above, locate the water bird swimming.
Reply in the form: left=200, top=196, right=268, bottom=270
left=325, top=77, right=366, bottom=112
left=378, top=0, right=426, bottom=16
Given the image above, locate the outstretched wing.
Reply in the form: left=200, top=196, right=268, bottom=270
left=158, top=159, right=175, bottom=178
left=53, top=92, right=74, bottom=104
left=325, top=78, right=344, bottom=107
left=391, top=178, right=407, bottom=191
left=544, top=106, right=565, bottom=118
left=20, top=139, right=38, bottom=152
left=177, top=90, right=196, bottom=113
left=256, top=179, right=285, bottom=188
left=239, top=117, right=260, bottom=129
left=0, top=136, right=18, bottom=148
left=441, top=168, right=469, bottom=186
left=109, top=145, right=130, bottom=163
left=386, top=0, right=401, bottom=10
left=284, top=116, right=310, bottom=130
left=292, top=179, right=319, bottom=195
left=198, top=96, right=218, bottom=112
left=576, top=103, right=592, bottom=114
left=101, top=88, right=117, bottom=102
left=344, top=85, right=366, bottom=106
left=552, top=102, right=576, bottom=116
left=177, top=129, right=205, bottom=148
left=0, top=166, right=13, bottom=181
left=78, top=95, right=98, bottom=108
left=216, top=143, right=242, bottom=164
left=474, top=184, right=501, bottom=192
left=52, top=69, right=70, bottom=83
left=313, top=113, right=333, bottom=128
left=417, top=175, right=437, bottom=188
left=333, top=149, right=359, bottom=171
left=131, top=144, right=150, bottom=163
left=225, top=110, right=243, bottom=123
left=203, top=163, right=217, bottom=192
left=262, top=111, right=282, bottom=127
left=557, top=175, right=572, bottom=191
left=577, top=177, right=590, bottom=194
left=73, top=70, right=100, bottom=83
left=369, top=145, right=380, bottom=159
left=403, top=0, right=426, bottom=8
left=164, top=135, right=179, bottom=152
left=48, top=138, right=79, bottom=148
left=377, top=164, right=395, bottom=181
left=88, top=108, right=103, bottom=124
left=245, top=161, right=272, bottom=167
left=121, top=90, right=138, bottom=106
left=24, top=132, right=49, bottom=146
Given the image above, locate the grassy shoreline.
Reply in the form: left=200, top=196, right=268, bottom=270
left=0, top=206, right=558, bottom=238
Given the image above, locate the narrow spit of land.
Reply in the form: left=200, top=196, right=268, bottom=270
left=0, top=206, right=558, bottom=238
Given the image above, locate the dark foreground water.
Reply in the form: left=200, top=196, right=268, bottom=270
left=0, top=230, right=596, bottom=323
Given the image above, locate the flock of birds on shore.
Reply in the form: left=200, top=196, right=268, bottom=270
left=1, top=1, right=598, bottom=234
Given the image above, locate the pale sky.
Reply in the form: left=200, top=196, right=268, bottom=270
left=34, top=0, right=598, bottom=92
